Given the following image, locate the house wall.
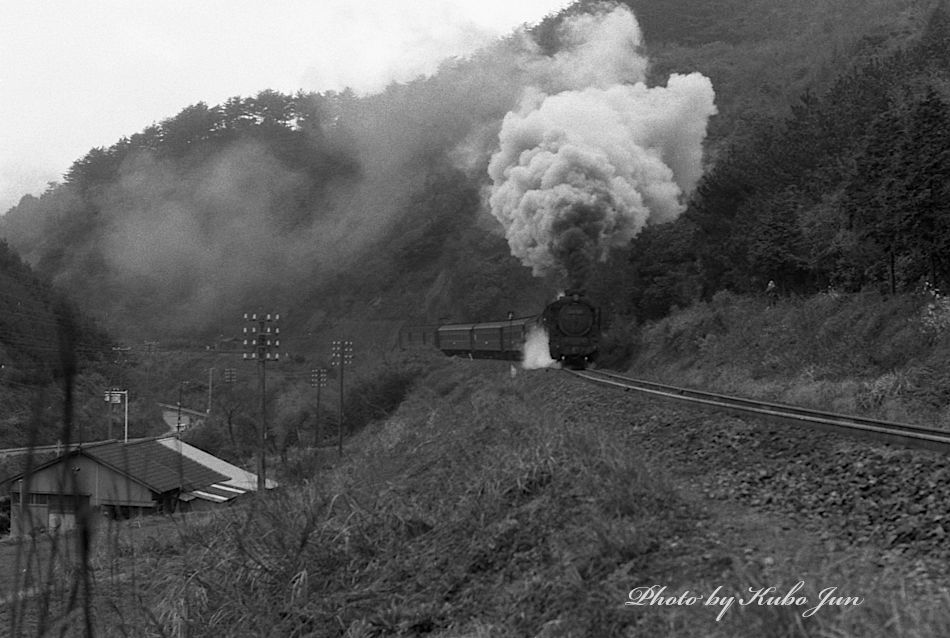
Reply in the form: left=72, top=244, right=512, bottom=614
left=10, top=456, right=155, bottom=536
left=14, top=501, right=47, bottom=536
left=11, top=492, right=93, bottom=535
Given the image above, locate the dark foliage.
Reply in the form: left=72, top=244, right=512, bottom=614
left=342, top=365, right=423, bottom=434
left=625, top=3, right=950, bottom=312
left=0, top=90, right=361, bottom=340
left=0, top=495, right=9, bottom=535
left=0, top=237, right=125, bottom=447
left=392, top=168, right=479, bottom=271
left=0, top=239, right=109, bottom=380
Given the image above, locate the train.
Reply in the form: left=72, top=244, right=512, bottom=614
left=399, top=290, right=600, bottom=368
left=538, top=290, right=601, bottom=367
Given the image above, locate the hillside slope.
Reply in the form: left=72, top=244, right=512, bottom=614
left=627, top=290, right=950, bottom=427
left=2, top=0, right=940, bottom=348
left=0, top=240, right=145, bottom=447
left=44, top=353, right=950, bottom=636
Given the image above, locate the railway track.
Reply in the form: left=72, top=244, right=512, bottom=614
left=568, top=368, right=950, bottom=455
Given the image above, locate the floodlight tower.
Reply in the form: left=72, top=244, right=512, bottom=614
left=310, top=367, right=328, bottom=446
left=243, top=312, right=281, bottom=492
left=330, top=340, right=353, bottom=456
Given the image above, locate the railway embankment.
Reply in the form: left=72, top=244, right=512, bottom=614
left=626, top=290, right=950, bottom=429
left=56, top=352, right=945, bottom=637
left=7, top=294, right=950, bottom=636
left=614, top=289, right=950, bottom=633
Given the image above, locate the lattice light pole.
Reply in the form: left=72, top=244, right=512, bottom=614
left=310, top=367, right=328, bottom=447
left=243, top=312, right=280, bottom=492
left=103, top=388, right=129, bottom=442
left=330, top=340, right=353, bottom=456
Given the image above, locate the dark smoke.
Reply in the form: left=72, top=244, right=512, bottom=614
left=487, top=6, right=717, bottom=287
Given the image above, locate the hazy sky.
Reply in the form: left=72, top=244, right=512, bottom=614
left=0, top=0, right=572, bottom=213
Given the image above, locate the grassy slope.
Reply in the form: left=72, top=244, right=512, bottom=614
left=8, top=346, right=949, bottom=636
left=628, top=290, right=950, bottom=427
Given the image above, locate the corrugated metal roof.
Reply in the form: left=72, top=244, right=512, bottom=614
left=186, top=489, right=230, bottom=503
left=155, top=437, right=277, bottom=491
left=186, top=484, right=247, bottom=503
left=84, top=440, right=228, bottom=493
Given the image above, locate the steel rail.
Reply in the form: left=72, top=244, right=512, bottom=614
left=568, top=369, right=950, bottom=455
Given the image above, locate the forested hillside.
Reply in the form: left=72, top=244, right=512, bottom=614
left=0, top=239, right=132, bottom=447
left=540, top=0, right=930, bottom=138
left=0, top=91, right=363, bottom=340
left=621, top=2, right=950, bottom=320
left=0, top=0, right=947, bottom=346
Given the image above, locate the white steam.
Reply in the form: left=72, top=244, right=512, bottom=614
left=540, top=5, right=649, bottom=91
left=487, top=6, right=717, bottom=286
left=521, top=324, right=559, bottom=370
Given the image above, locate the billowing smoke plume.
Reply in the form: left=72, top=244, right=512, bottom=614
left=488, top=6, right=717, bottom=287
left=1, top=4, right=715, bottom=341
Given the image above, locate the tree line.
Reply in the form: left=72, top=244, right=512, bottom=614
left=618, top=3, right=950, bottom=321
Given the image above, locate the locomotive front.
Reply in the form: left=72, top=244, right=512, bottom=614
left=541, top=290, right=600, bottom=368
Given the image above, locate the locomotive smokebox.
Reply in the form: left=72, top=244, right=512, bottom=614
left=541, top=290, right=600, bottom=369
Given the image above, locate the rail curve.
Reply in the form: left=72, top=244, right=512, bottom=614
left=568, top=368, right=950, bottom=455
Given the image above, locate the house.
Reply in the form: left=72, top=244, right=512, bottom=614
left=3, top=438, right=230, bottom=536
left=154, top=436, right=278, bottom=508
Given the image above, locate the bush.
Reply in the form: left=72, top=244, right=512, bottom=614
left=0, top=494, right=10, bottom=536
left=596, top=318, right=637, bottom=369
left=343, top=364, right=424, bottom=434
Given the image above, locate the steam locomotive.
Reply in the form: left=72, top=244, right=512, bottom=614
left=539, top=290, right=601, bottom=368
left=399, top=290, right=600, bottom=369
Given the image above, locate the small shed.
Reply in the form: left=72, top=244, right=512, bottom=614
left=3, top=438, right=228, bottom=536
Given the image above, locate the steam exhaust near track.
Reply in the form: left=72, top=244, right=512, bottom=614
left=521, top=325, right=560, bottom=370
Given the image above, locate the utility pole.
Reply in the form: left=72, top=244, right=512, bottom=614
left=243, top=312, right=280, bottom=492
left=223, top=368, right=237, bottom=447
left=207, top=367, right=214, bottom=413
left=107, top=389, right=115, bottom=440
left=310, top=367, right=328, bottom=447
left=143, top=341, right=158, bottom=391
left=111, top=345, right=132, bottom=387
left=108, top=345, right=132, bottom=440
left=176, top=381, right=187, bottom=436
left=104, top=388, right=129, bottom=442
left=330, top=340, right=353, bottom=456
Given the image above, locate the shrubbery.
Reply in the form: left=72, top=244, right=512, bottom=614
left=628, top=290, right=950, bottom=423
left=0, top=495, right=10, bottom=536
left=342, top=362, right=428, bottom=434
left=596, top=318, right=637, bottom=369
